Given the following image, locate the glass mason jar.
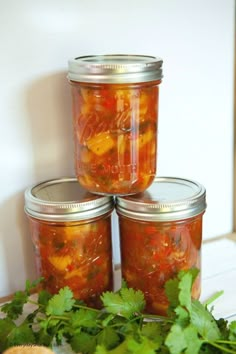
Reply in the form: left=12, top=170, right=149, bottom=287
left=24, top=177, right=114, bottom=308
left=116, top=177, right=206, bottom=315
left=68, top=54, right=163, bottom=195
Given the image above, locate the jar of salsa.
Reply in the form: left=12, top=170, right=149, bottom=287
left=68, top=54, right=163, bottom=195
left=116, top=177, right=206, bottom=315
left=24, top=177, right=114, bottom=308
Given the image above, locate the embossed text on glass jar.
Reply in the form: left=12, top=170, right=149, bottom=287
left=68, top=55, right=163, bottom=195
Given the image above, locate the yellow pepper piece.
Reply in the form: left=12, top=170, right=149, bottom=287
left=64, top=265, right=88, bottom=279
left=138, top=129, right=154, bottom=148
left=48, top=255, right=72, bottom=271
left=86, top=131, right=114, bottom=156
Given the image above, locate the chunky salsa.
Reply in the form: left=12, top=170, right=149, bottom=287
left=28, top=214, right=113, bottom=308
left=118, top=215, right=202, bottom=315
left=71, top=82, right=160, bottom=195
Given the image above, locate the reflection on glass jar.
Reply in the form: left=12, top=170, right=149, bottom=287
left=68, top=55, right=163, bottom=195
left=25, top=177, right=114, bottom=308
left=116, top=177, right=206, bottom=315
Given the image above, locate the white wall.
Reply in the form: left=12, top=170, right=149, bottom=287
left=0, top=0, right=234, bottom=296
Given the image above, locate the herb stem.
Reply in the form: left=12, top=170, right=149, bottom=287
left=50, top=315, right=71, bottom=321
left=208, top=341, right=236, bottom=353
left=28, top=299, right=41, bottom=306
left=73, top=304, right=100, bottom=312
left=143, top=313, right=173, bottom=323
left=215, top=339, right=236, bottom=345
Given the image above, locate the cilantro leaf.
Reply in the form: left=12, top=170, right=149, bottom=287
left=101, top=287, right=145, bottom=319
left=0, top=318, right=16, bottom=351
left=165, top=277, right=179, bottom=310
left=6, top=322, right=36, bottom=346
left=97, top=327, right=120, bottom=350
left=95, top=346, right=109, bottom=354
left=70, top=331, right=96, bottom=354
left=38, top=289, right=52, bottom=306
left=127, top=335, right=159, bottom=354
left=1, top=290, right=28, bottom=319
left=229, top=321, right=236, bottom=342
left=183, top=324, right=203, bottom=354
left=165, top=268, right=199, bottom=317
left=1, top=270, right=235, bottom=354
left=25, top=277, right=44, bottom=295
left=174, top=305, right=189, bottom=326
left=70, top=309, right=98, bottom=328
left=141, top=321, right=163, bottom=345
left=46, top=286, right=75, bottom=316
left=178, top=271, right=194, bottom=312
left=165, top=323, right=187, bottom=354
left=190, top=299, right=221, bottom=341
left=95, top=340, right=128, bottom=354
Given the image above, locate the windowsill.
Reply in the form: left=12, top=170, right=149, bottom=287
left=200, top=233, right=236, bottom=321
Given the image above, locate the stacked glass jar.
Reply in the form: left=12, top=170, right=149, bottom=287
left=24, top=55, right=206, bottom=314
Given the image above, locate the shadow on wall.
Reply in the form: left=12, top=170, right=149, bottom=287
left=26, top=70, right=74, bottom=181
left=0, top=71, right=75, bottom=294
left=1, top=192, right=36, bottom=293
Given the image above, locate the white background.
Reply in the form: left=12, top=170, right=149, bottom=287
left=0, top=0, right=235, bottom=297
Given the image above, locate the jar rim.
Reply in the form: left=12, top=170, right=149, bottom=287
left=115, top=176, right=206, bottom=222
left=24, top=177, right=114, bottom=222
left=68, top=54, right=163, bottom=84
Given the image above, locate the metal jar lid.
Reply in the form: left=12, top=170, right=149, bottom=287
left=24, top=177, right=114, bottom=222
left=68, top=54, right=163, bottom=84
left=116, top=177, right=206, bottom=222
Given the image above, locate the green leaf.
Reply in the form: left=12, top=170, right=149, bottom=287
left=1, top=291, right=28, bottom=319
left=141, top=321, right=163, bottom=346
left=165, top=277, right=180, bottom=309
left=95, top=340, right=128, bottom=354
left=183, top=324, right=203, bottom=354
left=97, top=327, right=120, bottom=350
left=46, top=286, right=75, bottom=316
left=25, top=277, right=44, bottom=295
left=127, top=335, right=159, bottom=354
left=174, top=305, right=189, bottom=326
left=70, top=331, right=96, bottom=354
left=165, top=324, right=187, bottom=354
left=101, top=287, right=145, bottom=319
left=229, top=321, right=236, bottom=341
left=165, top=268, right=199, bottom=315
left=190, top=299, right=221, bottom=341
left=38, top=289, right=52, bottom=306
left=70, top=309, right=98, bottom=328
left=0, top=318, right=16, bottom=351
left=178, top=272, right=193, bottom=312
left=6, top=322, right=36, bottom=346
left=35, top=328, right=53, bottom=346
left=95, top=346, right=109, bottom=354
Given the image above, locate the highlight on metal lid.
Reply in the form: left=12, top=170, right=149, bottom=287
left=116, top=176, right=206, bottom=221
left=68, top=54, right=163, bottom=84
left=24, top=177, right=114, bottom=222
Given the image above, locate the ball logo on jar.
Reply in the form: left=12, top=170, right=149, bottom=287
left=77, top=108, right=134, bottom=143
left=72, top=83, right=159, bottom=194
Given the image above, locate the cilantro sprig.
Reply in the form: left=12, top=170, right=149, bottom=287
left=0, top=270, right=236, bottom=353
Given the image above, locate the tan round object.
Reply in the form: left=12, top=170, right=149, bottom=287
left=3, top=346, right=55, bottom=354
